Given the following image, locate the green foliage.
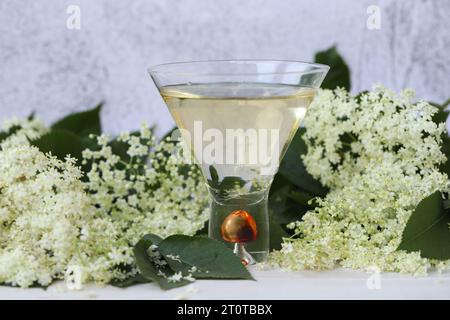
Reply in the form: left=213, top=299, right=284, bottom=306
left=0, top=125, right=20, bottom=144
left=134, top=234, right=191, bottom=290
left=30, top=105, right=103, bottom=172
left=158, top=235, right=253, bottom=280
left=109, top=131, right=146, bottom=163
left=110, top=274, right=149, bottom=288
left=431, top=99, right=450, bottom=178
left=51, top=103, right=102, bottom=137
left=393, top=100, right=450, bottom=260
left=314, top=46, right=351, bottom=91
left=269, top=128, right=329, bottom=243
left=277, top=128, right=328, bottom=197
left=398, top=191, right=450, bottom=260
left=268, top=210, right=289, bottom=251
left=207, top=165, right=246, bottom=193
left=134, top=234, right=253, bottom=290
left=31, top=130, right=87, bottom=164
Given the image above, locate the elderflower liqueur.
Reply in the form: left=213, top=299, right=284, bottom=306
left=150, top=60, right=328, bottom=264
left=161, top=82, right=314, bottom=182
left=160, top=82, right=316, bottom=263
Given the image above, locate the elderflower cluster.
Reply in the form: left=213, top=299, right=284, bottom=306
left=0, top=117, right=48, bottom=149
left=82, top=125, right=209, bottom=246
left=301, top=86, right=446, bottom=188
left=271, top=86, right=450, bottom=274
left=0, top=145, right=128, bottom=287
left=0, top=119, right=208, bottom=287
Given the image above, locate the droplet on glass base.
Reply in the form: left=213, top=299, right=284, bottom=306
left=220, top=210, right=258, bottom=243
left=221, top=210, right=258, bottom=265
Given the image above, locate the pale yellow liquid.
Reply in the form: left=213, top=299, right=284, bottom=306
left=161, top=83, right=315, bottom=192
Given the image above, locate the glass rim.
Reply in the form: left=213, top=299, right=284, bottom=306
left=148, top=59, right=330, bottom=76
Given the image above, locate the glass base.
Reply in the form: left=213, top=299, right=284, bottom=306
left=208, top=190, right=270, bottom=264
left=241, top=249, right=268, bottom=264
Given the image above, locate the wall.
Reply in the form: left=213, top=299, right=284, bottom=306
left=0, top=0, right=449, bottom=135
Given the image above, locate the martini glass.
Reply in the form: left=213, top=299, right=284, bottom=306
left=149, top=60, right=329, bottom=264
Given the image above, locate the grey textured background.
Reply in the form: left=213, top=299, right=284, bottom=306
left=1, top=0, right=449, bottom=136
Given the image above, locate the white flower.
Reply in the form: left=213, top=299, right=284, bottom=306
left=0, top=121, right=208, bottom=288
left=167, top=272, right=183, bottom=283
left=83, top=126, right=209, bottom=246
left=271, top=86, right=450, bottom=274
left=0, top=117, right=48, bottom=149
left=0, top=145, right=103, bottom=287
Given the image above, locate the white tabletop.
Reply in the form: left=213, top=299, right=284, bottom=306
left=1, top=268, right=449, bottom=300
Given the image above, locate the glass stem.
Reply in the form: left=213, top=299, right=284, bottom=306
left=233, top=243, right=255, bottom=265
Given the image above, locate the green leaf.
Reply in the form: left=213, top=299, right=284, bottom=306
left=288, top=190, right=314, bottom=207
left=51, top=104, right=102, bottom=137
left=269, top=185, right=291, bottom=220
left=219, top=176, right=246, bottom=190
left=133, top=234, right=253, bottom=290
left=444, top=98, right=450, bottom=109
left=110, top=274, right=149, bottom=288
left=431, top=100, right=450, bottom=125
left=207, top=165, right=246, bottom=196
left=443, top=199, right=450, bottom=210
left=355, top=90, right=369, bottom=103
left=194, top=221, right=209, bottom=236
left=269, top=184, right=311, bottom=226
left=133, top=236, right=191, bottom=290
left=0, top=125, right=21, bottom=144
left=161, top=127, right=178, bottom=142
left=31, top=130, right=87, bottom=164
left=269, top=173, right=290, bottom=196
left=158, top=235, right=254, bottom=280
left=0, top=131, right=10, bottom=144
left=209, top=165, right=219, bottom=184
left=268, top=212, right=288, bottom=251
left=269, top=130, right=326, bottom=247
left=430, top=99, right=450, bottom=177
left=142, top=233, right=163, bottom=246
left=398, top=191, right=450, bottom=260
left=439, top=137, right=450, bottom=178
left=432, top=106, right=448, bottom=124
left=314, top=46, right=351, bottom=90
left=109, top=131, right=141, bottom=162
left=276, top=128, right=328, bottom=197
